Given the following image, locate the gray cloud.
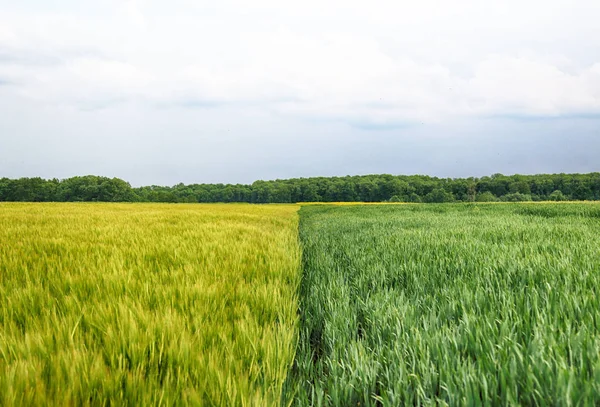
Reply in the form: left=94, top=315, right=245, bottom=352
left=0, top=0, right=599, bottom=184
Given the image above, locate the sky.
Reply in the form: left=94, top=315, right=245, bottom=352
left=0, top=0, right=599, bottom=186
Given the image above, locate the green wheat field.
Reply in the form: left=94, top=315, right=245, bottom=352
left=2, top=202, right=600, bottom=405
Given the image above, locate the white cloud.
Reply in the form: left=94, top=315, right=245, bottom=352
left=466, top=56, right=600, bottom=116
left=1, top=0, right=600, bottom=123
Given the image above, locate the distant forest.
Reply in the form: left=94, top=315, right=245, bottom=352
left=1, top=173, right=600, bottom=203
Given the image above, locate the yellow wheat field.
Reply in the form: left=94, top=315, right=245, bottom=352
left=0, top=203, right=300, bottom=406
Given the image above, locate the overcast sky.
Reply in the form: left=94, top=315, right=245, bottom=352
left=1, top=0, right=599, bottom=186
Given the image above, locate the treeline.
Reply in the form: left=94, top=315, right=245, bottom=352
left=1, top=173, right=600, bottom=203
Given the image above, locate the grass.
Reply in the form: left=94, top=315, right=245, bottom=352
left=4, top=202, right=600, bottom=406
left=0, top=203, right=301, bottom=406
left=286, top=203, right=600, bottom=406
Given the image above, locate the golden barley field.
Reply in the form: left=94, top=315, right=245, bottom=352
left=0, top=203, right=300, bottom=406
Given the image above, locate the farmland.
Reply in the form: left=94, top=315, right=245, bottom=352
left=287, top=203, right=600, bottom=405
left=0, top=203, right=300, bottom=406
left=2, top=202, right=600, bottom=405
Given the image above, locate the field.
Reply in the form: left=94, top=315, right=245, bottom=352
left=0, top=203, right=300, bottom=406
left=2, top=202, right=600, bottom=405
left=287, top=203, right=600, bottom=405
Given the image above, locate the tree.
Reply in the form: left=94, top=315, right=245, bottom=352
left=408, top=193, right=422, bottom=203
left=424, top=189, right=455, bottom=203
left=475, top=192, right=498, bottom=202
left=2, top=172, right=600, bottom=203
left=301, top=182, right=320, bottom=202
left=99, top=178, right=137, bottom=202
left=502, top=192, right=532, bottom=202
left=548, top=190, right=568, bottom=201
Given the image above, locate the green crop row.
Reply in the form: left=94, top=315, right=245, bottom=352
left=286, top=203, right=600, bottom=406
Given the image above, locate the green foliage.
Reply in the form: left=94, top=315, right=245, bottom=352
left=476, top=191, right=498, bottom=202
left=549, top=190, right=568, bottom=201
left=502, top=192, right=532, bottom=202
left=424, top=188, right=455, bottom=203
left=408, top=192, right=422, bottom=203
left=1, top=172, right=600, bottom=203
left=286, top=203, right=600, bottom=405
